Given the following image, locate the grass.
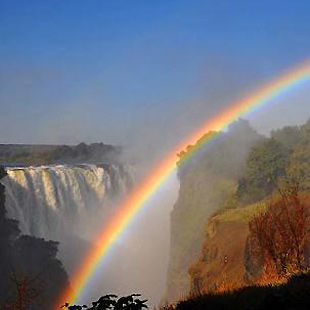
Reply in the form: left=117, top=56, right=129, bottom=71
left=206, top=200, right=268, bottom=238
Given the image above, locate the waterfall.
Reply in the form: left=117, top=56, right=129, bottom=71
left=2, top=164, right=133, bottom=243
left=1, top=164, right=176, bottom=305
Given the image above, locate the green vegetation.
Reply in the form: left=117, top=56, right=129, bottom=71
left=234, top=118, right=310, bottom=203
left=177, top=131, right=218, bottom=166
left=236, top=138, right=290, bottom=202
left=0, top=142, right=122, bottom=166
left=270, top=125, right=302, bottom=150
left=286, top=143, right=310, bottom=189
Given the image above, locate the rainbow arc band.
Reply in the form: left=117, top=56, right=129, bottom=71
left=56, top=60, right=310, bottom=308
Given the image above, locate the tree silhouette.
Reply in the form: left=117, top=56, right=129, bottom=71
left=62, top=294, right=148, bottom=310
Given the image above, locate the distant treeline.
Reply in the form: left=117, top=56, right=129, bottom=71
left=0, top=142, right=122, bottom=166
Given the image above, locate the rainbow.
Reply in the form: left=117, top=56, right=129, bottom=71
left=56, top=60, right=310, bottom=308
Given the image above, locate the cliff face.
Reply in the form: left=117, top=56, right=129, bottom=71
left=189, top=203, right=264, bottom=295
left=166, top=173, right=235, bottom=301
left=165, top=120, right=263, bottom=303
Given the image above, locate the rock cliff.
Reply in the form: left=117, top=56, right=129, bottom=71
left=165, top=119, right=263, bottom=303
left=189, top=202, right=265, bottom=295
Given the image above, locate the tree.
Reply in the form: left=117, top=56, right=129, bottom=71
left=2, top=272, right=41, bottom=310
left=286, top=142, right=310, bottom=189
left=271, top=125, right=302, bottom=150
left=237, top=138, right=290, bottom=202
left=248, top=184, right=309, bottom=276
left=300, top=118, right=310, bottom=141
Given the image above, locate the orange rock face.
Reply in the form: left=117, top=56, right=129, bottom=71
left=189, top=218, right=262, bottom=295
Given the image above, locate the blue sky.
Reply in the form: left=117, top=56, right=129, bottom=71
left=2, top=1, right=310, bottom=304
left=1, top=0, right=310, bottom=146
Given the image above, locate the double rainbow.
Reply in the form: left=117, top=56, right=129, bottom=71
left=56, top=60, right=310, bottom=308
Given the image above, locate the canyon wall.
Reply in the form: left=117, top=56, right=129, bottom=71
left=165, top=120, right=262, bottom=303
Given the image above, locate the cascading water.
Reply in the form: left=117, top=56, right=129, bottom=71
left=1, top=164, right=134, bottom=273
left=1, top=163, right=174, bottom=306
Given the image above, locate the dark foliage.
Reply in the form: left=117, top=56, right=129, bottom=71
left=62, top=294, right=148, bottom=310
left=172, top=273, right=310, bottom=310
left=0, top=167, right=69, bottom=310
